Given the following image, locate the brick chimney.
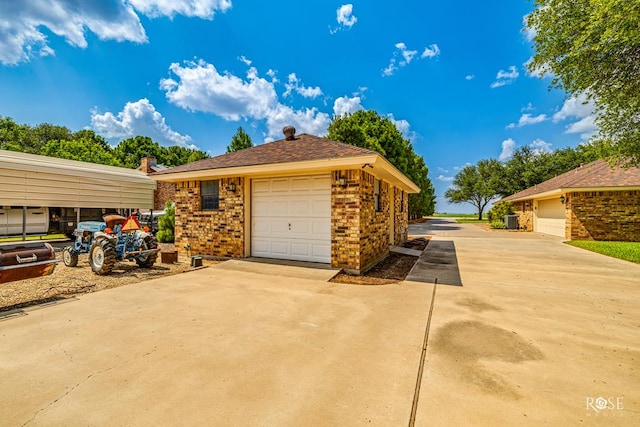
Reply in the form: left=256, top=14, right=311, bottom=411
left=139, top=157, right=156, bottom=174
left=283, top=126, right=296, bottom=141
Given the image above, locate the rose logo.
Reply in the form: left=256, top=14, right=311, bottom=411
left=595, top=397, right=608, bottom=410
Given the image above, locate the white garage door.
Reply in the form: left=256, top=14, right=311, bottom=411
left=537, top=198, right=565, bottom=237
left=252, top=175, right=331, bottom=263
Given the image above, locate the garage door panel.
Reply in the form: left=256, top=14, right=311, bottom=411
left=290, top=200, right=310, bottom=216
left=291, top=177, right=311, bottom=191
left=537, top=199, right=565, bottom=237
left=312, top=221, right=331, bottom=235
left=252, top=175, right=330, bottom=263
left=253, top=180, right=270, bottom=193
left=311, top=199, right=331, bottom=216
left=270, top=179, right=290, bottom=192
left=290, top=220, right=309, bottom=234
left=313, top=244, right=331, bottom=259
left=291, top=242, right=310, bottom=257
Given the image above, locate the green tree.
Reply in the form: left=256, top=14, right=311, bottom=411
left=226, top=126, right=254, bottom=153
left=113, top=136, right=163, bottom=168
left=156, top=201, right=175, bottom=243
left=41, top=138, right=119, bottom=165
left=327, top=110, right=435, bottom=216
left=526, top=0, right=640, bottom=166
left=445, top=159, right=505, bottom=220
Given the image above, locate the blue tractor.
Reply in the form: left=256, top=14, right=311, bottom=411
left=62, top=215, right=159, bottom=275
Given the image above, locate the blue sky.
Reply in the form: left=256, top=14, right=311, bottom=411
left=0, top=1, right=597, bottom=213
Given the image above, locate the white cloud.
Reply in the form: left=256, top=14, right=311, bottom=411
left=553, top=94, right=598, bottom=139
left=238, top=55, right=252, bottom=66
left=453, top=163, right=472, bottom=171
left=0, top=1, right=230, bottom=65
left=330, top=4, right=357, bottom=34
left=465, top=74, right=475, bottom=80
left=337, top=4, right=357, bottom=27
left=333, top=96, right=363, bottom=116
left=521, top=102, right=535, bottom=112
left=421, top=44, right=440, bottom=58
left=437, top=167, right=449, bottom=173
left=490, top=65, right=520, bottom=88
left=382, top=61, right=398, bottom=77
left=160, top=59, right=330, bottom=140
left=386, top=113, right=414, bottom=140
left=530, top=138, right=552, bottom=154
left=499, top=138, right=516, bottom=161
left=128, top=0, right=231, bottom=19
left=266, top=69, right=278, bottom=83
left=90, top=98, right=194, bottom=147
left=396, top=42, right=418, bottom=65
left=383, top=41, right=440, bottom=76
left=506, top=113, right=547, bottom=129
left=283, top=73, right=323, bottom=99
left=437, top=175, right=454, bottom=182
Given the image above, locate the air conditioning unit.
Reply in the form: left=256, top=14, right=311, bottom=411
left=504, top=215, right=519, bottom=230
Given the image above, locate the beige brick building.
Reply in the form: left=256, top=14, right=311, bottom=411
left=152, top=130, right=419, bottom=273
left=502, top=160, right=640, bottom=241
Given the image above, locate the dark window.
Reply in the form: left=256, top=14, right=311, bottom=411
left=374, top=179, right=381, bottom=212
left=201, top=180, right=219, bottom=210
left=400, top=190, right=404, bottom=212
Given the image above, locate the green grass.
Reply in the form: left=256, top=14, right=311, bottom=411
left=0, top=234, right=67, bottom=243
left=432, top=213, right=477, bottom=218
left=455, top=218, right=488, bottom=223
left=566, top=240, right=640, bottom=264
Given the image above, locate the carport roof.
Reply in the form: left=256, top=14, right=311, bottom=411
left=502, top=159, right=640, bottom=202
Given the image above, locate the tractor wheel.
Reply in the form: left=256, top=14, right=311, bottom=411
left=62, top=247, right=78, bottom=267
left=136, top=235, right=158, bottom=268
left=89, top=237, right=116, bottom=275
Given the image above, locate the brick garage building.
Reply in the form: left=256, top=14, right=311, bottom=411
left=152, top=129, right=419, bottom=273
left=502, top=160, right=640, bottom=241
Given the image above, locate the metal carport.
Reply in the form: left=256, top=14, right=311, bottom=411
left=0, top=149, right=156, bottom=239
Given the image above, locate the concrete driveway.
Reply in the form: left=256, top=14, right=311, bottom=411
left=0, top=260, right=433, bottom=426
left=1, top=219, right=639, bottom=426
left=411, top=218, right=640, bottom=426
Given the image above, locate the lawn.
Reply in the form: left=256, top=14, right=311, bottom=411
left=566, top=240, right=640, bottom=264
left=455, top=218, right=488, bottom=223
left=432, top=213, right=477, bottom=218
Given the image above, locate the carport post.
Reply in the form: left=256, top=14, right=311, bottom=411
left=76, top=208, right=81, bottom=227
left=22, top=206, right=27, bottom=241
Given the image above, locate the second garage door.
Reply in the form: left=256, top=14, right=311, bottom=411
left=251, top=175, right=331, bottom=263
left=536, top=198, right=565, bottom=237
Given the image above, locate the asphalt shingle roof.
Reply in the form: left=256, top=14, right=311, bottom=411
left=154, top=134, right=377, bottom=175
left=502, top=159, right=640, bottom=201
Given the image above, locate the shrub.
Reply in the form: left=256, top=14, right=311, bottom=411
left=156, top=200, right=175, bottom=243
left=487, top=201, right=514, bottom=223
left=491, top=221, right=507, bottom=229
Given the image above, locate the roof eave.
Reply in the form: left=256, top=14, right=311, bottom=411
left=503, top=184, right=640, bottom=202
left=152, top=155, right=380, bottom=182
left=153, top=154, right=420, bottom=192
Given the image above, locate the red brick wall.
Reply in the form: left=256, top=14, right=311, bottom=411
left=394, top=188, right=408, bottom=244
left=330, top=169, right=393, bottom=273
left=174, top=178, right=245, bottom=258
left=154, top=181, right=175, bottom=210
left=359, top=171, right=390, bottom=273
left=568, top=190, right=640, bottom=241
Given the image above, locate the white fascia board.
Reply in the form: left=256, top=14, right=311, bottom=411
left=151, top=155, right=380, bottom=182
